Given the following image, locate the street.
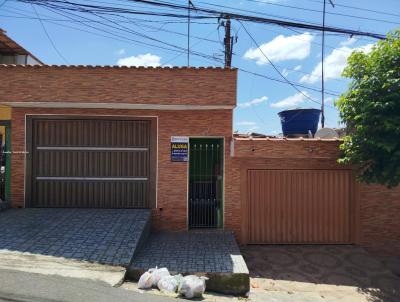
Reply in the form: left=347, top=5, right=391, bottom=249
left=0, top=269, right=175, bottom=302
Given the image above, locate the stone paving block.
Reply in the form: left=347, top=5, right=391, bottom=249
left=127, top=230, right=250, bottom=296
left=0, top=209, right=151, bottom=267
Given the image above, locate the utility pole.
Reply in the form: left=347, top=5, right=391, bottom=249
left=187, top=0, right=196, bottom=67
left=321, top=0, right=334, bottom=128
left=187, top=0, right=191, bottom=67
left=223, top=15, right=234, bottom=68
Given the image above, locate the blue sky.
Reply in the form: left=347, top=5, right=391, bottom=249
left=1, top=0, right=399, bottom=134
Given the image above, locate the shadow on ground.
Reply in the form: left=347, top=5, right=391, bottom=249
left=242, top=245, right=400, bottom=302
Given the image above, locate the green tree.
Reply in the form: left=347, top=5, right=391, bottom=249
left=336, top=30, right=400, bottom=188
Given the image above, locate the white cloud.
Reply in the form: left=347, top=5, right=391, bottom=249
left=115, top=49, right=126, bottom=56
left=294, top=65, right=302, bottom=71
left=237, top=121, right=257, bottom=126
left=340, top=37, right=357, bottom=47
left=299, top=43, right=374, bottom=84
left=117, top=53, right=161, bottom=67
left=282, top=68, right=289, bottom=77
left=243, top=32, right=314, bottom=64
left=238, top=96, right=268, bottom=108
left=270, top=91, right=310, bottom=108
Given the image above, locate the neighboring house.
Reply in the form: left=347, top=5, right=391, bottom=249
left=0, top=33, right=399, bottom=256
left=0, top=29, right=42, bottom=65
left=0, top=29, right=42, bottom=204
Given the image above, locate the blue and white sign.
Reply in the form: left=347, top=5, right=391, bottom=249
left=171, top=136, right=189, bottom=162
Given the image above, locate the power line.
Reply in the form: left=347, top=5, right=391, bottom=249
left=3, top=3, right=223, bottom=68
left=196, top=0, right=326, bottom=28
left=300, top=0, right=400, bottom=19
left=47, top=3, right=225, bottom=64
left=3, top=5, right=214, bottom=24
left=239, top=21, right=325, bottom=108
left=1, top=10, right=219, bottom=43
left=236, top=68, right=340, bottom=98
left=16, top=0, right=387, bottom=39
left=0, top=0, right=8, bottom=8
left=242, top=0, right=400, bottom=26
left=5, top=3, right=224, bottom=64
left=6, top=8, right=343, bottom=98
left=6, top=5, right=343, bottom=100
left=10, top=1, right=344, bottom=99
left=31, top=4, right=70, bottom=64
left=321, top=0, right=335, bottom=128
left=42, top=4, right=207, bottom=56
left=43, top=3, right=220, bottom=61
left=123, top=0, right=387, bottom=38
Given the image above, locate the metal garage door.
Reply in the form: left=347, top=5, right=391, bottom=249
left=248, top=170, right=353, bottom=244
left=27, top=117, right=155, bottom=208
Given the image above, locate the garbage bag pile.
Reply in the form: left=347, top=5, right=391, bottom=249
left=138, top=267, right=208, bottom=299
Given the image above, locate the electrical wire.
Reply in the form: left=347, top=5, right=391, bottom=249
left=6, top=2, right=344, bottom=100
left=40, top=3, right=220, bottom=61
left=300, top=0, right=400, bottom=19
left=239, top=21, right=325, bottom=108
left=31, top=4, right=70, bottom=64
left=0, top=0, right=8, bottom=8
left=15, top=0, right=387, bottom=39
left=242, top=0, right=400, bottom=26
left=125, top=0, right=387, bottom=38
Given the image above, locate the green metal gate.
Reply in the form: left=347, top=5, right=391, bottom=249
left=188, top=138, right=223, bottom=229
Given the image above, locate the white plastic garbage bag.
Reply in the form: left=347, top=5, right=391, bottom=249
left=150, top=267, right=170, bottom=287
left=137, top=271, right=153, bottom=289
left=157, top=274, right=182, bottom=294
left=178, top=275, right=208, bottom=299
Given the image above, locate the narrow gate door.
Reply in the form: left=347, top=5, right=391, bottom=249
left=188, top=138, right=223, bottom=228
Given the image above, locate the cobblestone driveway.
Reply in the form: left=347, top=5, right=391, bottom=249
left=0, top=209, right=150, bottom=266
left=131, top=230, right=248, bottom=274
left=243, top=245, right=400, bottom=302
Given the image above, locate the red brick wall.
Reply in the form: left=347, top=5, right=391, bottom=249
left=232, top=138, right=400, bottom=255
left=359, top=184, right=400, bottom=255
left=233, top=138, right=342, bottom=159
left=0, top=66, right=236, bottom=106
left=10, top=108, right=233, bottom=233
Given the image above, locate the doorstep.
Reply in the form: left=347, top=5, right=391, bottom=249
left=126, top=230, right=250, bottom=296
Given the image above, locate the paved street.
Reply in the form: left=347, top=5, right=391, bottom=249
left=0, top=268, right=175, bottom=302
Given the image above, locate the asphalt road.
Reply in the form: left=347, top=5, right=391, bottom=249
left=0, top=269, right=176, bottom=302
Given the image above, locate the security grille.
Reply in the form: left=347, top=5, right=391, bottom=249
left=188, top=139, right=223, bottom=228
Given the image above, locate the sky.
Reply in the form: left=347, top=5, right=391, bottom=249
left=1, top=0, right=399, bottom=135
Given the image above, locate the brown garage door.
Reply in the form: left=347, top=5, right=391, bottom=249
left=248, top=169, right=353, bottom=244
left=27, top=117, right=156, bottom=208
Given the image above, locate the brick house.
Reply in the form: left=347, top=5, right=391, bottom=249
left=1, top=64, right=399, bottom=256
left=0, top=32, right=399, bottom=256
left=0, top=28, right=42, bottom=65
